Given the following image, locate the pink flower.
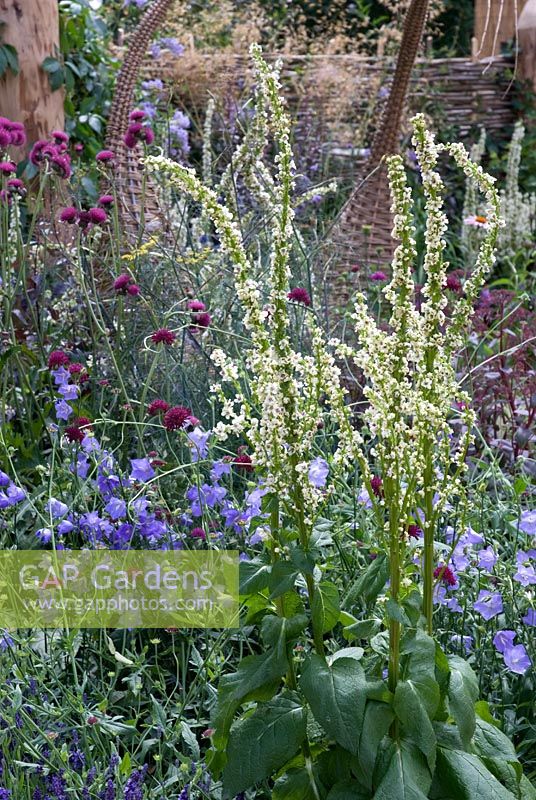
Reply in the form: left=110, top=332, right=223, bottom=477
left=127, top=284, right=140, bottom=296
left=51, top=130, right=69, bottom=146
left=123, top=131, right=137, bottom=149
left=6, top=178, right=26, bottom=197
left=87, top=207, right=107, bottom=225
left=370, top=476, right=383, bottom=497
left=129, top=109, right=146, bottom=122
left=434, top=564, right=457, bottom=587
left=191, top=527, right=206, bottom=540
left=98, top=194, right=114, bottom=207
left=48, top=350, right=70, bottom=369
left=287, top=287, right=311, bottom=306
left=96, top=150, right=116, bottom=165
left=163, top=405, right=192, bottom=431
left=147, top=399, right=170, bottom=416
left=151, top=328, right=176, bottom=346
left=187, top=299, right=206, bottom=311
left=113, top=273, right=133, bottom=293
left=233, top=451, right=253, bottom=472
left=59, top=206, right=79, bottom=224
left=191, top=312, right=212, bottom=329
left=0, top=161, right=16, bottom=174
left=370, top=271, right=387, bottom=282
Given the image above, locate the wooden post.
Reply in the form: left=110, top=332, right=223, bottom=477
left=473, top=0, right=528, bottom=59
left=0, top=0, right=64, bottom=157
left=519, top=0, right=536, bottom=89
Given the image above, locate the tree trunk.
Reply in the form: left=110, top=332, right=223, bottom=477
left=0, top=0, right=64, bottom=157
left=473, top=0, right=528, bottom=59
left=519, top=0, right=536, bottom=90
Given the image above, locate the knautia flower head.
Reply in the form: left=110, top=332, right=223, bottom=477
left=150, top=328, right=176, bottom=346
left=163, top=405, right=192, bottom=431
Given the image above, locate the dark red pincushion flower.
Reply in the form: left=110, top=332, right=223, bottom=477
left=151, top=328, right=176, bottom=346
left=287, top=287, right=311, bottom=306
left=8, top=122, right=26, bottom=147
left=95, top=150, right=116, bottom=165
left=113, top=273, right=132, bottom=293
left=51, top=130, right=69, bottom=146
left=434, top=565, right=457, bottom=586
left=88, top=207, right=107, bottom=225
left=370, top=476, right=383, bottom=497
left=147, top=399, right=170, bottom=416
left=163, top=405, right=192, bottom=431
left=191, top=527, right=206, bottom=540
left=59, top=206, right=79, bottom=224
left=123, top=132, right=137, bottom=150
left=48, top=350, right=70, bottom=369
left=187, top=300, right=206, bottom=312
left=68, top=362, right=84, bottom=375
left=407, top=524, right=422, bottom=539
left=191, top=312, right=212, bottom=329
left=446, top=273, right=462, bottom=292
left=65, top=417, right=91, bottom=443
left=233, top=452, right=253, bottom=471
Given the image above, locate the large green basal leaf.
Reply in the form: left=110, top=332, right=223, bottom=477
left=300, top=653, right=369, bottom=754
left=434, top=748, right=517, bottom=800
left=222, top=691, right=307, bottom=797
left=372, top=739, right=432, bottom=800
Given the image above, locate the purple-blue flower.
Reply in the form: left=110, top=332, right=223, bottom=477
left=55, top=399, right=73, bottom=421
left=308, top=457, right=329, bottom=488
left=0, top=631, right=14, bottom=651
left=129, top=458, right=155, bottom=483
left=522, top=608, right=536, bottom=627
left=58, top=383, right=79, bottom=400
left=0, top=471, right=10, bottom=487
left=513, top=552, right=536, bottom=586
left=36, top=527, right=53, bottom=544
left=0, top=483, right=26, bottom=507
left=187, top=427, right=210, bottom=462
left=519, top=509, right=536, bottom=536
left=503, top=644, right=532, bottom=674
left=105, top=497, right=127, bottom=520
left=474, top=590, right=503, bottom=620
left=493, top=629, right=516, bottom=654
left=211, top=460, right=231, bottom=481
left=46, top=498, right=69, bottom=519
left=478, top=546, right=497, bottom=572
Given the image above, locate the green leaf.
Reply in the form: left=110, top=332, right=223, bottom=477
left=272, top=767, right=323, bottom=799
left=344, top=554, right=389, bottom=607
left=358, top=701, right=395, bottom=787
left=372, top=739, right=432, bottom=799
left=42, top=56, right=62, bottom=72
left=269, top=561, right=299, bottom=599
left=300, top=653, right=369, bottom=754
left=402, top=630, right=440, bottom=718
left=180, top=721, right=200, bottom=760
left=239, top=559, right=271, bottom=594
left=434, top=748, right=517, bottom=800
left=312, top=581, right=340, bottom=634
left=222, top=691, right=307, bottom=797
left=213, top=614, right=306, bottom=748
left=394, top=680, right=437, bottom=771
left=472, top=718, right=517, bottom=762
left=326, top=780, right=371, bottom=800
left=1, top=43, right=18, bottom=75
left=343, top=618, right=381, bottom=641
left=447, top=668, right=475, bottom=750
left=447, top=656, right=478, bottom=703
left=386, top=598, right=411, bottom=626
